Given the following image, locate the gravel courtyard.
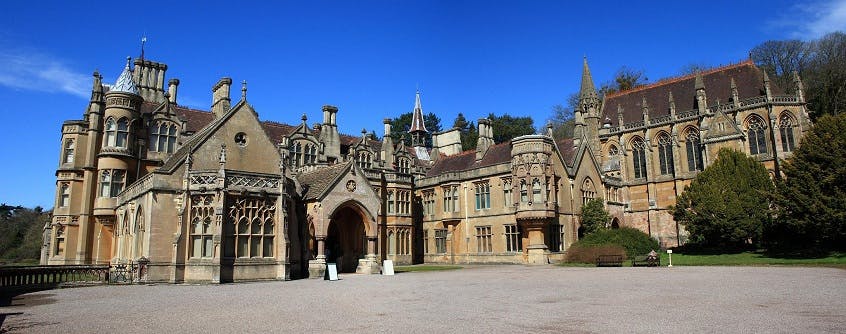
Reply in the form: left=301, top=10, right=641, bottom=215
left=2, top=265, right=844, bottom=333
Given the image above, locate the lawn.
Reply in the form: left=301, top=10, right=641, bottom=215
left=394, top=265, right=463, bottom=273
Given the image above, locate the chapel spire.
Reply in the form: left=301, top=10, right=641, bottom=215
left=579, top=56, right=598, bottom=102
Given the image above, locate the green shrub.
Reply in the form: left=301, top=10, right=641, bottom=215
left=576, top=227, right=659, bottom=257
left=564, top=243, right=626, bottom=263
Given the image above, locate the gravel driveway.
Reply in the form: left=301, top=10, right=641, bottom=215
left=2, top=265, right=844, bottom=333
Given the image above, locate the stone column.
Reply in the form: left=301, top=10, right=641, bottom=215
left=521, top=219, right=549, bottom=265
left=356, top=235, right=380, bottom=274
left=308, top=236, right=327, bottom=278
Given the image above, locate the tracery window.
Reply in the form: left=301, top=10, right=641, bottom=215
left=632, top=137, right=648, bottom=179
left=59, top=183, right=70, bottom=208
left=304, top=143, right=317, bottom=165
left=226, top=197, right=275, bottom=258
left=657, top=133, right=674, bottom=175
left=399, top=190, right=411, bottom=215
left=104, top=118, right=116, bottom=147
left=422, top=190, right=435, bottom=216
left=779, top=113, right=796, bottom=152
left=747, top=115, right=768, bottom=155
left=581, top=178, right=596, bottom=205
left=190, top=195, right=214, bottom=258
left=474, top=182, right=490, bottom=210
left=387, top=191, right=395, bottom=214
left=63, top=139, right=75, bottom=163
left=442, top=186, right=459, bottom=213
left=116, top=118, right=129, bottom=148
left=292, top=142, right=302, bottom=167
left=150, top=122, right=178, bottom=153
left=99, top=169, right=125, bottom=197
left=685, top=129, right=704, bottom=172
left=435, top=229, right=447, bottom=253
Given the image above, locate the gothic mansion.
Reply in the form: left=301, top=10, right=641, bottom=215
left=43, top=56, right=810, bottom=282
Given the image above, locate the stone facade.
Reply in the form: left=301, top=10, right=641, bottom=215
left=43, top=55, right=810, bottom=281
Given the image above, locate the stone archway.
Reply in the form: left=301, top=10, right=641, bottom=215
left=326, top=206, right=367, bottom=273
left=610, top=218, right=620, bottom=229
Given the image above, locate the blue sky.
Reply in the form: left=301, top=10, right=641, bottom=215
left=1, top=0, right=844, bottom=208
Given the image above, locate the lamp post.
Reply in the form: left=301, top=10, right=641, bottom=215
left=667, top=249, right=673, bottom=268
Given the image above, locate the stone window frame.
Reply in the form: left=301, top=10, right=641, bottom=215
left=581, top=177, right=596, bottom=206
left=442, top=185, right=459, bottom=213
left=519, top=180, right=528, bottom=203
left=631, top=136, right=648, bottom=179
left=504, top=224, right=521, bottom=253
left=396, top=157, right=411, bottom=174
left=190, top=195, right=215, bottom=259
left=685, top=127, right=704, bottom=172
left=53, top=225, right=65, bottom=256
left=435, top=229, right=447, bottom=254
left=150, top=121, right=178, bottom=153
left=356, top=151, right=373, bottom=170
left=778, top=111, right=797, bottom=153
left=474, top=181, right=491, bottom=211
left=226, top=197, right=276, bottom=259
left=422, top=229, right=429, bottom=254
left=656, top=132, right=675, bottom=176
left=98, top=169, right=125, bottom=198
left=531, top=178, right=542, bottom=203
left=58, top=183, right=70, bottom=208
left=746, top=114, right=768, bottom=155
left=501, top=177, right=513, bottom=208
left=63, top=139, right=75, bottom=164
left=387, top=190, right=395, bottom=214
left=475, top=225, right=492, bottom=253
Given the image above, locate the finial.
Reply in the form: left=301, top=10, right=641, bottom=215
left=140, top=35, right=147, bottom=60
left=668, top=91, right=674, bottom=102
left=301, top=113, right=307, bottom=123
left=361, top=128, right=367, bottom=137
left=219, top=144, right=227, bottom=164
left=125, top=56, right=132, bottom=69
left=241, top=80, right=247, bottom=100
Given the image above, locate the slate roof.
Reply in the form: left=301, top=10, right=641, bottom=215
left=601, top=60, right=781, bottom=127
left=555, top=138, right=576, bottom=167
left=425, top=142, right=512, bottom=177
left=297, top=161, right=351, bottom=200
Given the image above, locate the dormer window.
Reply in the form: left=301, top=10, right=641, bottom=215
left=150, top=122, right=178, bottom=153
left=357, top=152, right=373, bottom=169
left=397, top=158, right=411, bottom=174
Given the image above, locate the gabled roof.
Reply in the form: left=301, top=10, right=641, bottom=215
left=140, top=102, right=213, bottom=133
left=555, top=137, right=576, bottom=167
left=297, top=161, right=352, bottom=200
left=601, top=60, right=781, bottom=127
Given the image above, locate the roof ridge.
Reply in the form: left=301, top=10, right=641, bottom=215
left=606, top=59, right=755, bottom=98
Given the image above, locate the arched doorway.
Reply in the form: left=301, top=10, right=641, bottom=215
left=325, top=206, right=366, bottom=273
left=611, top=218, right=620, bottom=229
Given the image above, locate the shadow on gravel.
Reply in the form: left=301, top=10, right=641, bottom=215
left=0, top=288, right=57, bottom=331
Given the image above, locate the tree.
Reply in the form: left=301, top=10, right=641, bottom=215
left=599, top=66, right=648, bottom=96
left=679, top=62, right=711, bottom=76
left=580, top=198, right=611, bottom=235
left=671, top=148, right=774, bottom=248
left=389, top=112, right=442, bottom=147
left=486, top=113, right=535, bottom=144
left=750, top=39, right=813, bottom=94
left=0, top=204, right=49, bottom=262
left=452, top=113, right=477, bottom=151
left=770, top=112, right=846, bottom=251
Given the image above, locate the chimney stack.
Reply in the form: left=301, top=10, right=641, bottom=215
left=211, top=77, right=232, bottom=118
left=476, top=118, right=494, bottom=161
left=168, top=79, right=179, bottom=104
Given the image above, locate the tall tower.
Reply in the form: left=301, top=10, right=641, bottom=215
left=576, top=57, right=601, bottom=155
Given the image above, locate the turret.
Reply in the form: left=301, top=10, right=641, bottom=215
left=318, top=105, right=341, bottom=163
left=409, top=90, right=431, bottom=161
left=577, top=57, right=601, bottom=157
left=763, top=70, right=773, bottom=100
left=792, top=71, right=804, bottom=102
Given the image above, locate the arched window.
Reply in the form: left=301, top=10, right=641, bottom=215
left=581, top=178, right=595, bottom=205
left=657, top=133, right=674, bottom=175
left=532, top=178, right=542, bottom=203
left=104, top=118, right=116, bottom=147
left=191, top=216, right=213, bottom=258
left=746, top=115, right=768, bottom=155
left=63, top=139, right=75, bottom=163
left=779, top=113, right=796, bottom=152
left=685, top=128, right=704, bottom=172
left=631, top=137, right=648, bottom=179
left=59, top=183, right=70, bottom=207
left=387, top=191, right=395, bottom=214
left=116, top=118, right=129, bottom=148
left=357, top=151, right=372, bottom=169
left=263, top=218, right=274, bottom=257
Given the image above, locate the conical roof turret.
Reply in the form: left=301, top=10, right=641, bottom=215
left=111, top=57, right=139, bottom=95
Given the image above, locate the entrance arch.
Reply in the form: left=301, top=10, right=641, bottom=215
left=611, top=217, right=620, bottom=229
left=326, top=206, right=367, bottom=273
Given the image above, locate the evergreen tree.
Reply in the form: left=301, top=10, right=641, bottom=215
left=770, top=112, right=846, bottom=250
left=580, top=198, right=611, bottom=235
left=487, top=113, right=535, bottom=144
left=671, top=148, right=774, bottom=248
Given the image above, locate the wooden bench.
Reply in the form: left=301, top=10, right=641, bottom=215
left=631, top=255, right=660, bottom=267
left=595, top=255, right=623, bottom=267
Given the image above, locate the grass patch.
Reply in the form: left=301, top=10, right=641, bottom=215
left=394, top=265, right=463, bottom=273
left=659, top=251, right=846, bottom=268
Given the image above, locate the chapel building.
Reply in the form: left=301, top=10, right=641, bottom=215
left=42, top=55, right=810, bottom=282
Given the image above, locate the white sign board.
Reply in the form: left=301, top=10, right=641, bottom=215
left=326, top=263, right=339, bottom=281
left=382, top=260, right=395, bottom=276
left=667, top=249, right=673, bottom=254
